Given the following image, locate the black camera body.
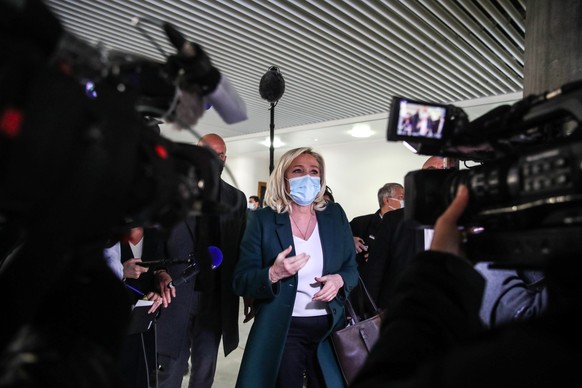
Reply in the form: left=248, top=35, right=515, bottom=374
left=387, top=82, right=582, bottom=265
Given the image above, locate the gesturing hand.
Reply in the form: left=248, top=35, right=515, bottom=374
left=269, top=245, right=310, bottom=283
left=313, top=274, right=344, bottom=302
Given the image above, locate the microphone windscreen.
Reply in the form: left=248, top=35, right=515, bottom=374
left=259, top=66, right=285, bottom=103
left=208, top=246, right=223, bottom=269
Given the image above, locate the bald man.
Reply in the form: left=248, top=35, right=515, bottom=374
left=155, top=133, right=247, bottom=388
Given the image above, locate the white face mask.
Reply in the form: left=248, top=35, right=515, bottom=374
left=388, top=198, right=405, bottom=209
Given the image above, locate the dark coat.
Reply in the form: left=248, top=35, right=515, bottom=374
left=233, top=202, right=358, bottom=388
left=352, top=251, right=582, bottom=388
left=362, top=208, right=424, bottom=308
left=215, top=179, right=247, bottom=354
left=156, top=179, right=246, bottom=358
left=349, top=210, right=382, bottom=268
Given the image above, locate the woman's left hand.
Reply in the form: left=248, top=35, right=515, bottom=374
left=313, top=274, right=344, bottom=302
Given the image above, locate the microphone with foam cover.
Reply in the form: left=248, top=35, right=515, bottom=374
left=168, top=246, right=223, bottom=288
left=259, top=66, right=285, bottom=103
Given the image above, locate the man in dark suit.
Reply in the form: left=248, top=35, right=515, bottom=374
left=154, top=134, right=247, bottom=388
left=350, top=183, right=404, bottom=269
left=363, top=157, right=447, bottom=309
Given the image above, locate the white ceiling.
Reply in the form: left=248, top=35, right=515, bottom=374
left=45, top=0, right=526, bottom=154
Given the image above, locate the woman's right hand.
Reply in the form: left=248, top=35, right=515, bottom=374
left=268, top=245, right=310, bottom=283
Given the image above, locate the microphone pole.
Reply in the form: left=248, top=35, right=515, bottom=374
left=269, top=102, right=275, bottom=174
left=259, top=66, right=285, bottom=174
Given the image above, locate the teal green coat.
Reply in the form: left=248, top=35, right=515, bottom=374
left=233, top=202, right=358, bottom=388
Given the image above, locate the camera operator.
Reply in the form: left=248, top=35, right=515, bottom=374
left=351, top=185, right=581, bottom=387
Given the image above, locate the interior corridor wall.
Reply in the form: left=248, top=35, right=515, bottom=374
left=224, top=139, right=426, bottom=221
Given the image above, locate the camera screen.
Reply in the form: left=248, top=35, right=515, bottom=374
left=387, top=97, right=449, bottom=144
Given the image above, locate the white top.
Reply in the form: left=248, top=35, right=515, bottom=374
left=292, top=223, right=328, bottom=317
left=103, top=242, right=123, bottom=279
left=130, top=238, right=143, bottom=259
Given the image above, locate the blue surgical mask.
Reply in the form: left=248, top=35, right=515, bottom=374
left=288, top=175, right=321, bottom=206
left=399, top=199, right=405, bottom=208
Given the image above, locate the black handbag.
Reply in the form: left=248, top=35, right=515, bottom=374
left=331, top=277, right=383, bottom=385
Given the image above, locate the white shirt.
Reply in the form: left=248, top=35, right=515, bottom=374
left=292, top=223, right=328, bottom=317
left=130, top=238, right=143, bottom=259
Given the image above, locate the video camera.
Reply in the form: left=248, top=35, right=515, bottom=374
left=387, top=81, right=582, bottom=265
left=0, top=0, right=247, bottom=255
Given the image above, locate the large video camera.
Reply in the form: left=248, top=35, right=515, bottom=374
left=387, top=82, right=582, bottom=265
left=0, top=1, right=246, bottom=379
left=0, top=1, right=247, bottom=255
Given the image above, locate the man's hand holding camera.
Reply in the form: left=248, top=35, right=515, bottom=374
left=430, top=185, right=471, bottom=262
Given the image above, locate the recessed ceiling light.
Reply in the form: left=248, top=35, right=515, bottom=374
left=349, top=123, right=374, bottom=138
left=260, top=136, right=285, bottom=148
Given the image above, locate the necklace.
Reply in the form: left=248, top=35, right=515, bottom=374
left=290, top=213, right=313, bottom=240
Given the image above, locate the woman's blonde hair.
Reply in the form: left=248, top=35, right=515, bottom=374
left=263, top=147, right=327, bottom=214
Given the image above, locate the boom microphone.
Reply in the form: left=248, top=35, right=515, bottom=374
left=168, top=246, right=223, bottom=288
left=259, top=66, right=285, bottom=103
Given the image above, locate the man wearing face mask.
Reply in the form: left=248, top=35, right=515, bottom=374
left=350, top=183, right=404, bottom=269
left=248, top=195, right=261, bottom=211
left=362, top=156, right=452, bottom=309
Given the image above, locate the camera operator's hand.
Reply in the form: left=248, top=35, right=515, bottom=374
left=154, top=269, right=175, bottom=308
left=430, top=185, right=470, bottom=259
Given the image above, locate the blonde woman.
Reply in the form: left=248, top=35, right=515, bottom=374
left=233, top=147, right=358, bottom=387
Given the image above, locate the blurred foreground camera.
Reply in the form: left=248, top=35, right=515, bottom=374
left=387, top=82, right=582, bottom=265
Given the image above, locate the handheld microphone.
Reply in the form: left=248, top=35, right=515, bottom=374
left=207, top=245, right=223, bottom=269
left=167, top=262, right=199, bottom=289
left=168, top=246, right=223, bottom=288
left=137, top=252, right=196, bottom=267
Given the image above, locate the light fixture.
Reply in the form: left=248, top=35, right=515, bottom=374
left=349, top=123, right=374, bottom=138
left=260, top=136, right=285, bottom=148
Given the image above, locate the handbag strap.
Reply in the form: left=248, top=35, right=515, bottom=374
left=357, top=275, right=379, bottom=314
left=345, top=276, right=380, bottom=324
